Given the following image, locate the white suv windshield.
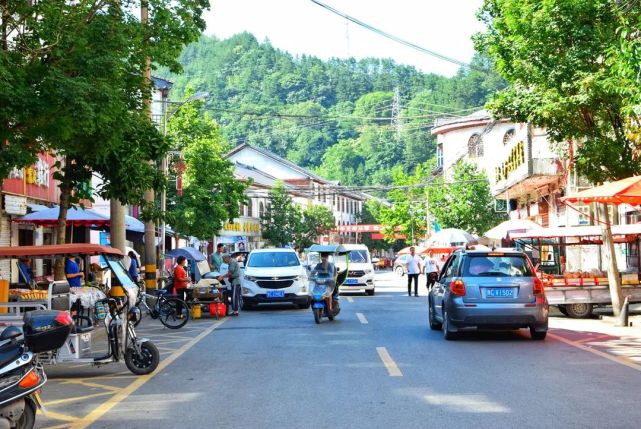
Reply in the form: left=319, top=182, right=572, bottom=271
left=247, top=252, right=300, bottom=268
left=349, top=250, right=369, bottom=263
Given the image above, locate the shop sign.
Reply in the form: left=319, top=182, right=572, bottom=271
left=495, top=141, right=526, bottom=183
left=221, top=219, right=261, bottom=236
left=4, top=195, right=27, bottom=215
left=2, top=153, right=58, bottom=204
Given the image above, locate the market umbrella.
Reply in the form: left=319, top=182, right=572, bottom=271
left=483, top=219, right=541, bottom=240
left=426, top=228, right=476, bottom=247
left=397, top=246, right=427, bottom=255
left=562, top=175, right=641, bottom=316
left=15, top=206, right=110, bottom=227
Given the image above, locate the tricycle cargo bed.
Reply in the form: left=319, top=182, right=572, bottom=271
left=545, top=285, right=641, bottom=305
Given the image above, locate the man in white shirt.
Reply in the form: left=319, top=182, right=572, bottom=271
left=423, top=250, right=440, bottom=292
left=406, top=246, right=423, bottom=297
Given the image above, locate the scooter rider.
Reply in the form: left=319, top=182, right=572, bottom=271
left=312, top=253, right=338, bottom=310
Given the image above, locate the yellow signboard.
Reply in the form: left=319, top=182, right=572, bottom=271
left=222, top=219, right=261, bottom=236
left=495, top=141, right=525, bottom=183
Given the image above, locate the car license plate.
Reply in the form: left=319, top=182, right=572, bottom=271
left=486, top=288, right=514, bottom=298
left=267, top=290, right=285, bottom=298
left=345, top=279, right=358, bottom=285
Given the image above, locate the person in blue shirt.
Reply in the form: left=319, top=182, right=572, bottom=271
left=65, top=257, right=84, bottom=287
left=128, top=251, right=139, bottom=282
left=18, top=259, right=33, bottom=285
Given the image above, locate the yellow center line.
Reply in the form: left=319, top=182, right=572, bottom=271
left=356, top=312, right=368, bottom=324
left=548, top=332, right=641, bottom=373
left=376, top=347, right=402, bottom=377
left=574, top=334, right=614, bottom=344
left=70, top=318, right=228, bottom=429
left=45, top=391, right=113, bottom=406
left=60, top=380, right=121, bottom=392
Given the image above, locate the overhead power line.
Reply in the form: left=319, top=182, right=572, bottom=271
left=309, top=0, right=480, bottom=71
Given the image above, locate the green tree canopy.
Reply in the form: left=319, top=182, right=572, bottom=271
left=475, top=0, right=641, bottom=183
left=166, top=100, right=248, bottom=239
left=260, top=181, right=301, bottom=247
left=428, top=161, right=504, bottom=236
left=294, top=204, right=335, bottom=250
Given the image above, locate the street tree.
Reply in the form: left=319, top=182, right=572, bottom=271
left=1, top=1, right=208, bottom=278
left=294, top=204, right=335, bottom=250
left=166, top=99, right=248, bottom=239
left=428, top=161, right=503, bottom=236
left=475, top=0, right=641, bottom=184
left=260, top=182, right=301, bottom=247
left=378, top=164, right=430, bottom=244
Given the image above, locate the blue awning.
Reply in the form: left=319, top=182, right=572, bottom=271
left=16, top=206, right=110, bottom=227
left=125, top=215, right=145, bottom=233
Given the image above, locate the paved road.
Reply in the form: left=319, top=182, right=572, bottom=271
left=36, top=270, right=641, bottom=428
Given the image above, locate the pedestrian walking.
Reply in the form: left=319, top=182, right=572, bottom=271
left=128, top=251, right=140, bottom=282
left=406, top=246, right=422, bottom=297
left=423, top=250, right=439, bottom=292
left=218, top=253, right=242, bottom=316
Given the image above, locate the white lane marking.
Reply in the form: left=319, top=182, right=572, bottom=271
left=346, top=297, right=354, bottom=303
left=376, top=347, right=403, bottom=377
left=548, top=332, right=641, bottom=373
left=356, top=312, right=368, bottom=324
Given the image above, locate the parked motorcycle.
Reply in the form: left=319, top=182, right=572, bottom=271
left=0, top=310, right=73, bottom=429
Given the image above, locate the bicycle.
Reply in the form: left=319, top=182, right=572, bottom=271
left=134, top=284, right=190, bottom=329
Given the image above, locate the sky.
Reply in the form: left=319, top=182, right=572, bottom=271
left=204, top=0, right=486, bottom=77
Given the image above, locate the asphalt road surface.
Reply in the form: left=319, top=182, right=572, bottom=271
left=36, top=270, right=641, bottom=429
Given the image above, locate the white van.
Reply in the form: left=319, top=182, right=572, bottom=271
left=336, top=244, right=375, bottom=295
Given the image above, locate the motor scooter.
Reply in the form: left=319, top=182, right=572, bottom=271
left=307, top=244, right=350, bottom=324
left=310, top=271, right=341, bottom=324
left=0, top=310, right=73, bottom=429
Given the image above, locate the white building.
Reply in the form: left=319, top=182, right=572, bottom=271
left=432, top=110, right=567, bottom=227
left=222, top=144, right=368, bottom=249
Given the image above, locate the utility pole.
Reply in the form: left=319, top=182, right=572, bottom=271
left=391, top=86, right=402, bottom=138
left=142, top=0, right=157, bottom=289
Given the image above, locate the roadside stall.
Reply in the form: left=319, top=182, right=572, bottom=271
left=512, top=224, right=641, bottom=318
left=164, top=247, right=227, bottom=318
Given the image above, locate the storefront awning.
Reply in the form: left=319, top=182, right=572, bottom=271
left=15, top=206, right=110, bottom=227
left=511, top=223, right=641, bottom=239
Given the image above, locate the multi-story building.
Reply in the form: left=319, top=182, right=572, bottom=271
left=223, top=143, right=368, bottom=250
left=1, top=154, right=60, bottom=281
left=432, top=110, right=566, bottom=228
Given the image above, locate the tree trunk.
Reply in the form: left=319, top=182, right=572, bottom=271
left=599, top=203, right=623, bottom=316
left=110, top=199, right=126, bottom=252
left=54, top=182, right=71, bottom=280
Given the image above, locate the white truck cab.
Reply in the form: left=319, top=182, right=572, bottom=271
left=336, top=244, right=375, bottom=295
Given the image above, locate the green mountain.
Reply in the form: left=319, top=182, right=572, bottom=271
left=159, top=33, right=504, bottom=185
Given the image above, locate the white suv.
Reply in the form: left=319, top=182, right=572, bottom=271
left=241, top=248, right=310, bottom=309
left=336, top=244, right=376, bottom=295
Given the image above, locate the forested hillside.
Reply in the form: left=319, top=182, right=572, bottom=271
left=159, top=33, right=504, bottom=185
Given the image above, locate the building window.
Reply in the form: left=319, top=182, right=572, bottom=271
left=437, top=143, right=444, bottom=167
left=468, top=133, right=483, bottom=158
left=247, top=198, right=253, bottom=218
left=503, top=129, right=515, bottom=146
left=259, top=201, right=265, bottom=218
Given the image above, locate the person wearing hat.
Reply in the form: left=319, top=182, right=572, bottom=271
left=218, top=253, right=241, bottom=316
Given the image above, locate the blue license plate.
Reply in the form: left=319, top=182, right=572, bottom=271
left=345, top=279, right=358, bottom=285
left=266, top=290, right=285, bottom=298
left=486, top=288, right=514, bottom=298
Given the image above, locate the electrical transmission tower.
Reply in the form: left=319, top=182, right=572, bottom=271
left=391, top=86, right=403, bottom=138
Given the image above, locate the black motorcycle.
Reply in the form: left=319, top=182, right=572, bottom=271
left=0, top=310, right=73, bottom=429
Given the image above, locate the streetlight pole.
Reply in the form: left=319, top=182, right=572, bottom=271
left=159, top=92, right=208, bottom=274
